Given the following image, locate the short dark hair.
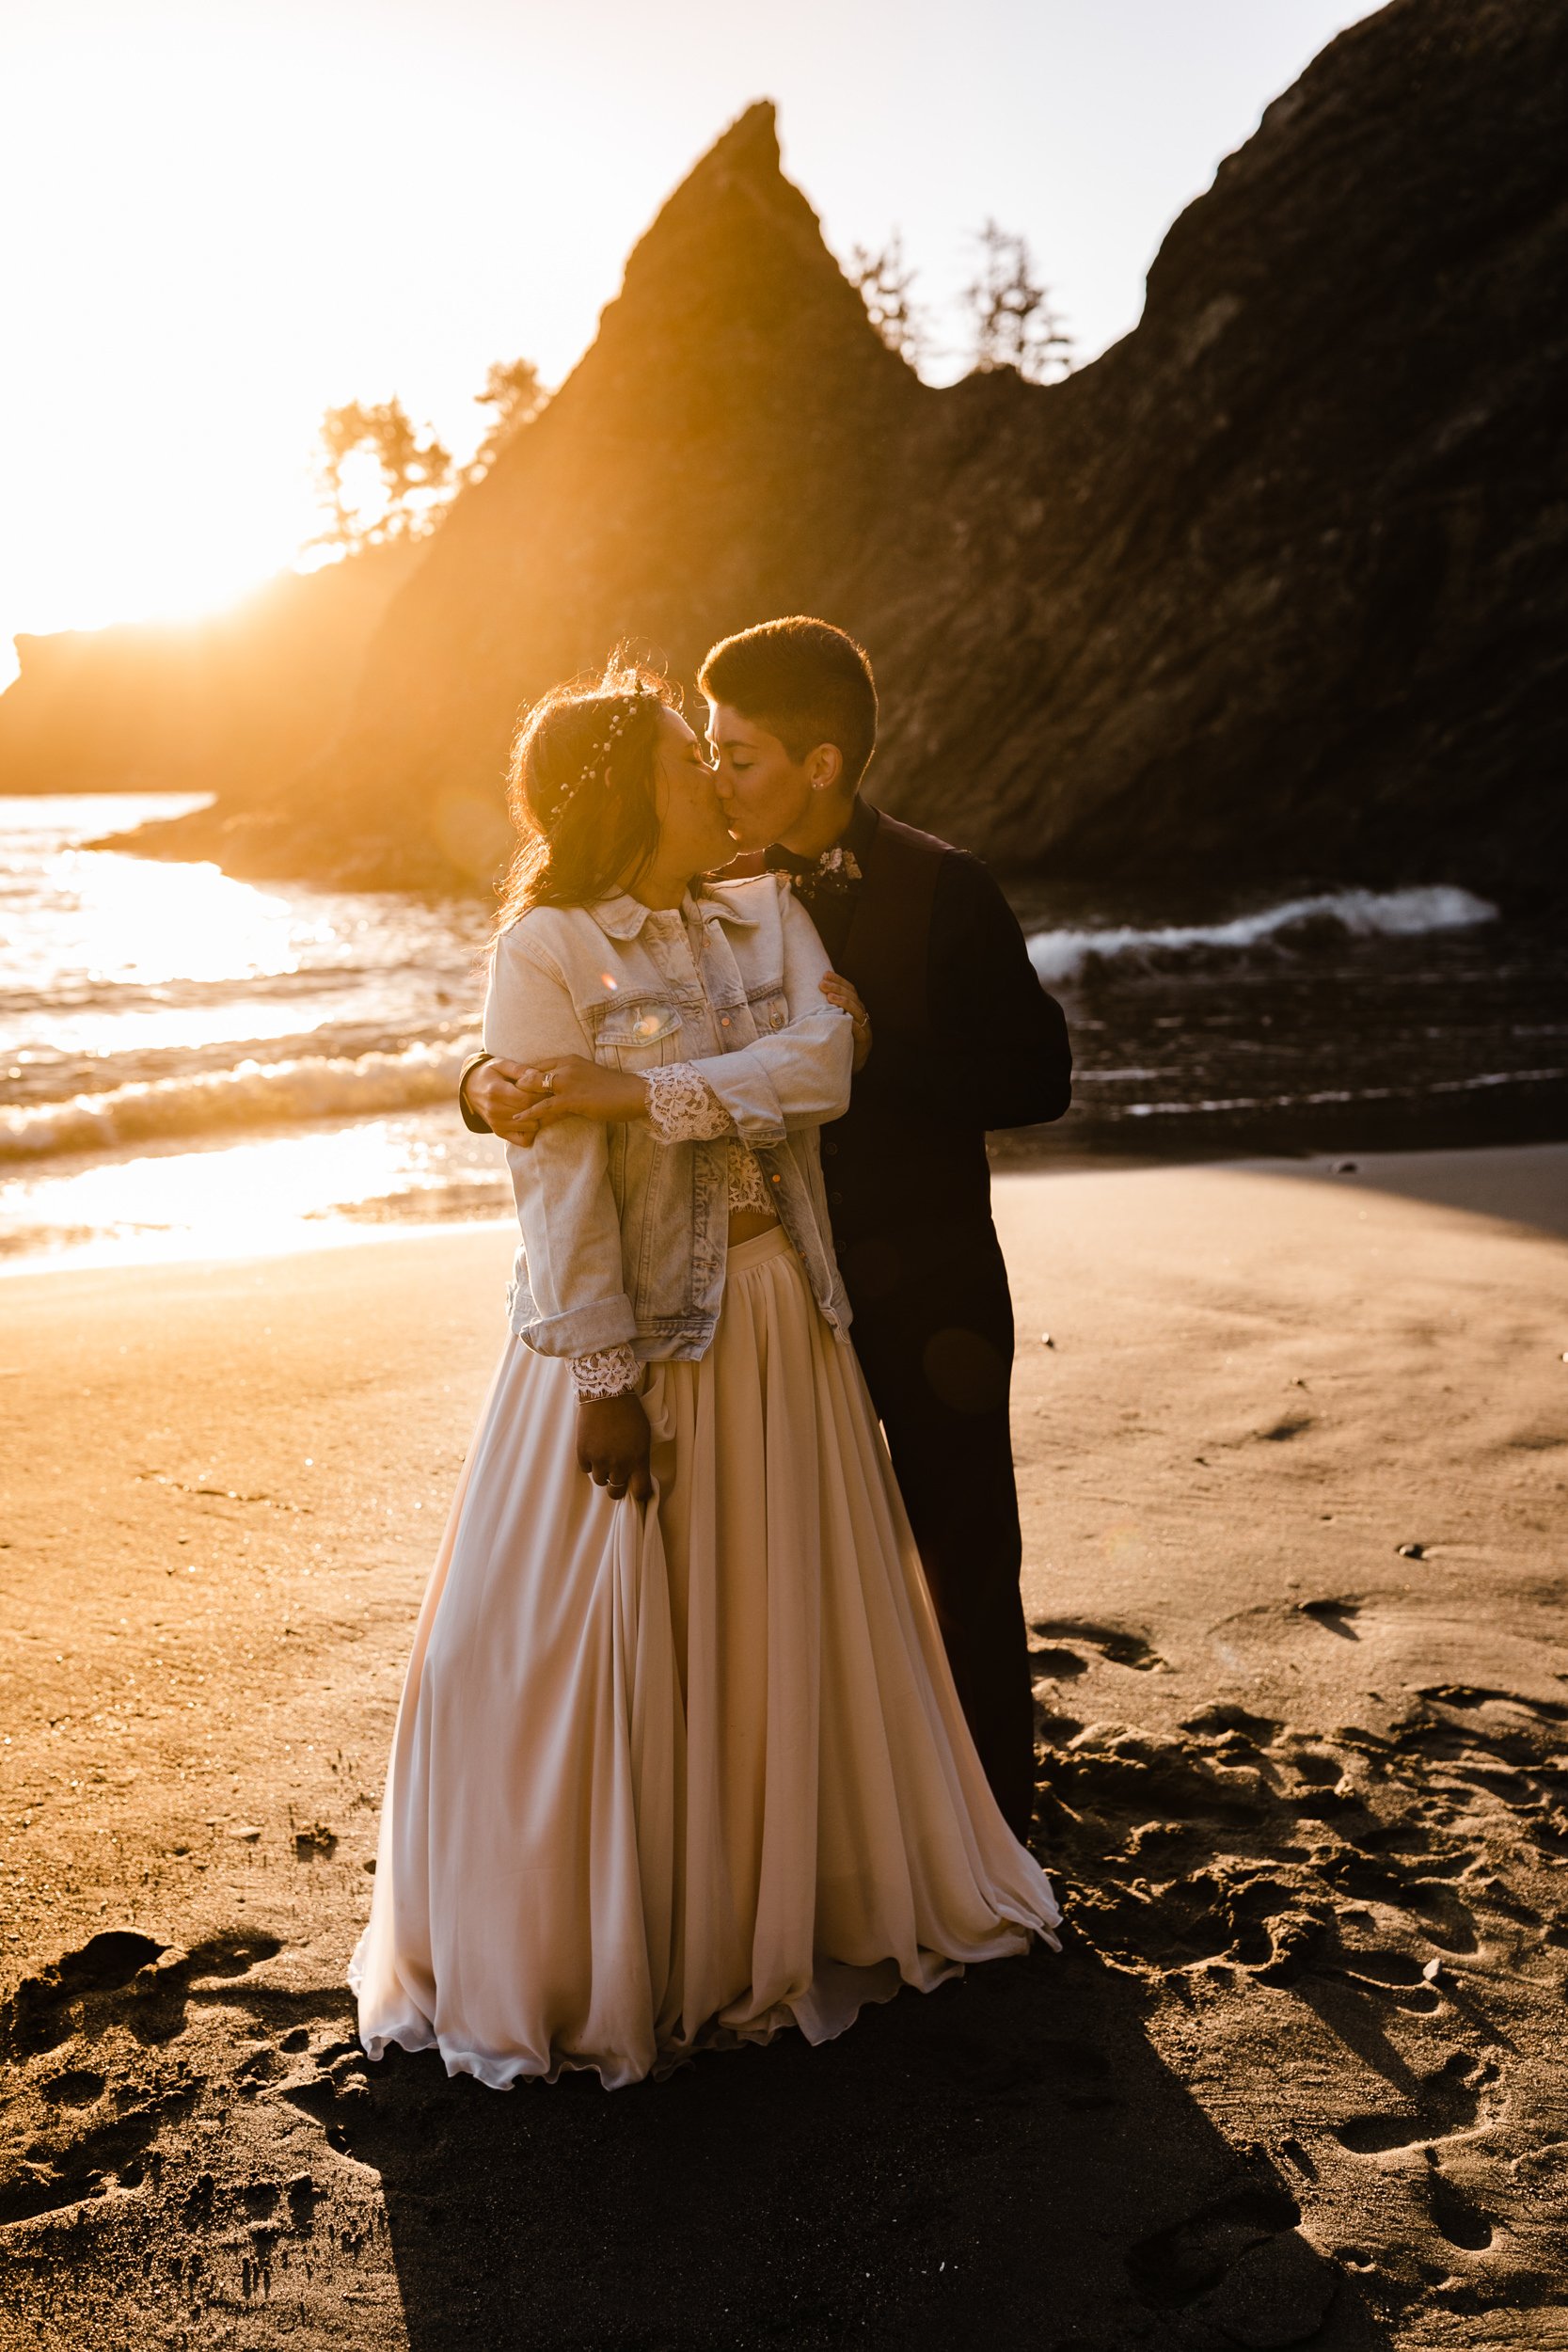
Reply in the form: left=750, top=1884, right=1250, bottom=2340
left=700, top=617, right=877, bottom=788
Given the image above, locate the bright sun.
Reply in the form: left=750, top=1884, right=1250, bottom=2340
left=0, top=432, right=322, bottom=684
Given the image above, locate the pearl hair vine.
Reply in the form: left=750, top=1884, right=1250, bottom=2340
left=555, top=679, right=655, bottom=814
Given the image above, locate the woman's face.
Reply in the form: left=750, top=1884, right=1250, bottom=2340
left=650, top=707, right=734, bottom=877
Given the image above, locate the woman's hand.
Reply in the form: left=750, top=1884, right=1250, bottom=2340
left=818, top=975, right=872, bottom=1073
left=577, top=1391, right=653, bottom=1501
left=508, top=1055, right=650, bottom=1148
left=465, top=1056, right=551, bottom=1145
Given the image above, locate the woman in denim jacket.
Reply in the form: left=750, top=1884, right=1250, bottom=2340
left=353, top=665, right=1058, bottom=2089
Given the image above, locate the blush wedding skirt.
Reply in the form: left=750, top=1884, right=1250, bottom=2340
left=351, top=1226, right=1059, bottom=2089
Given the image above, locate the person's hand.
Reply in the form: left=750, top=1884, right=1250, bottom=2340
left=513, top=1055, right=649, bottom=1146
left=576, top=1391, right=653, bottom=1501
left=818, top=975, right=872, bottom=1073
left=465, top=1057, right=551, bottom=1145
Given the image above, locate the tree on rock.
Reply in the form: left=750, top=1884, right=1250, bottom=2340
left=467, top=358, right=550, bottom=484
left=962, top=220, right=1072, bottom=382
left=315, top=399, right=453, bottom=549
left=848, top=232, right=928, bottom=372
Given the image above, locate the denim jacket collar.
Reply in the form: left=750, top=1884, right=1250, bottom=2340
left=588, top=882, right=764, bottom=942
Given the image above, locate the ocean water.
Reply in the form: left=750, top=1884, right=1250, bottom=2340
left=0, top=796, right=500, bottom=1268
left=1015, top=878, right=1566, bottom=1165
left=2, top=795, right=1562, bottom=1269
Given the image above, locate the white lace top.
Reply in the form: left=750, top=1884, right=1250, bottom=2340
left=570, top=1062, right=777, bottom=1399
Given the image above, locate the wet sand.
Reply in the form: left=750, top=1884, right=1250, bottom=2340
left=2, top=1146, right=1565, bottom=2349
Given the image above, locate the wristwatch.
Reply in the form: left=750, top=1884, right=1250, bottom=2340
left=458, top=1050, right=494, bottom=1136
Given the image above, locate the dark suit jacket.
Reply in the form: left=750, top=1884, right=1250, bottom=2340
left=805, top=803, right=1072, bottom=1253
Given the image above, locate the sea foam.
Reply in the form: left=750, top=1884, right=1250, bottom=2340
left=1028, top=885, right=1497, bottom=986
left=0, top=1041, right=473, bottom=1165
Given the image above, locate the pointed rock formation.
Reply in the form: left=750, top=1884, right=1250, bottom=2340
left=152, top=101, right=925, bottom=885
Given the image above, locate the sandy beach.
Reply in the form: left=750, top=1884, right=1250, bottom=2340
left=2, top=1146, right=1565, bottom=2350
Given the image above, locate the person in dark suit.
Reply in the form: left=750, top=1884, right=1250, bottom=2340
left=462, top=619, right=1071, bottom=1838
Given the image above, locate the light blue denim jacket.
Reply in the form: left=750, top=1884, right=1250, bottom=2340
left=483, top=872, right=855, bottom=1362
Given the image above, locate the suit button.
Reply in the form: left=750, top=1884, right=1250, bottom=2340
left=829, top=1189, right=842, bottom=1205
left=822, top=1139, right=837, bottom=1156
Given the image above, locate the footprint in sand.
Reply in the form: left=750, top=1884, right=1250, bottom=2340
left=1029, top=1617, right=1168, bottom=1673
left=279, top=2041, right=372, bottom=2148
left=1180, top=1706, right=1282, bottom=1745
left=1298, top=1597, right=1362, bottom=1640
left=1417, top=1682, right=1568, bottom=1724
left=0, top=1931, right=166, bottom=2059
left=39, top=2067, right=106, bottom=2109
left=0, top=1924, right=294, bottom=2232
left=1126, top=2165, right=1338, bottom=2345
left=0, top=2078, right=201, bottom=2227
left=1332, top=2051, right=1494, bottom=2153
left=1034, top=1698, right=1549, bottom=1999
left=1422, top=2152, right=1495, bottom=2252
left=1028, top=1645, right=1089, bottom=1681
left=0, top=1927, right=283, bottom=2062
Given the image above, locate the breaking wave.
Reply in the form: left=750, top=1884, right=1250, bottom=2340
left=0, top=1041, right=473, bottom=1165
left=1028, top=885, right=1497, bottom=986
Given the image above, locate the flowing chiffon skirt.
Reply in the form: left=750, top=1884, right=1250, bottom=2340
left=351, top=1227, right=1059, bottom=2089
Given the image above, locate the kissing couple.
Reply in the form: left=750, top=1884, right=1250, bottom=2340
left=353, top=617, right=1073, bottom=2087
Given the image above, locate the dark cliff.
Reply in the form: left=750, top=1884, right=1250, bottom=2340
left=13, top=0, right=1567, bottom=899
left=880, top=0, right=1568, bottom=893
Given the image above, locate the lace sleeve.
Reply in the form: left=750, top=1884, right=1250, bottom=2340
left=570, top=1344, right=641, bottom=1400
left=643, top=1062, right=736, bottom=1142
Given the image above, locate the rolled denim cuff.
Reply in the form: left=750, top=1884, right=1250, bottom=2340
left=515, top=1292, right=639, bottom=1358
left=459, top=1050, right=494, bottom=1136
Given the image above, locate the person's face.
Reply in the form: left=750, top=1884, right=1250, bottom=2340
left=650, top=706, right=734, bottom=876
left=705, top=703, right=815, bottom=853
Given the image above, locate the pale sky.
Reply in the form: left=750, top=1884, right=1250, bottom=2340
left=2, top=0, right=1382, bottom=683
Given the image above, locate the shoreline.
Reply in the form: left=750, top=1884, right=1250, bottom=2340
left=4, top=1128, right=1566, bottom=1281
left=2, top=1146, right=1565, bottom=2345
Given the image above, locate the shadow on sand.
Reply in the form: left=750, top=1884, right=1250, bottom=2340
left=342, top=1931, right=1392, bottom=2352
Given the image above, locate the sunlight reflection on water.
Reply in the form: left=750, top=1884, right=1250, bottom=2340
left=3, top=795, right=499, bottom=1266
left=0, top=1110, right=509, bottom=1275
left=32, top=849, right=331, bottom=992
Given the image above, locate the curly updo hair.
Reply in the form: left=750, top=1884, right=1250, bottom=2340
left=496, top=659, right=676, bottom=927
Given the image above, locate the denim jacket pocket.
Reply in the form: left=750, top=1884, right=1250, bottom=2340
left=592, top=1001, right=686, bottom=1072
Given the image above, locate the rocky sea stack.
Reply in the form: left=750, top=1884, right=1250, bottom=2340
left=5, top=0, right=1565, bottom=900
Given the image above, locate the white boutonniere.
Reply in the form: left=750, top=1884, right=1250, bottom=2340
left=789, top=846, right=863, bottom=899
